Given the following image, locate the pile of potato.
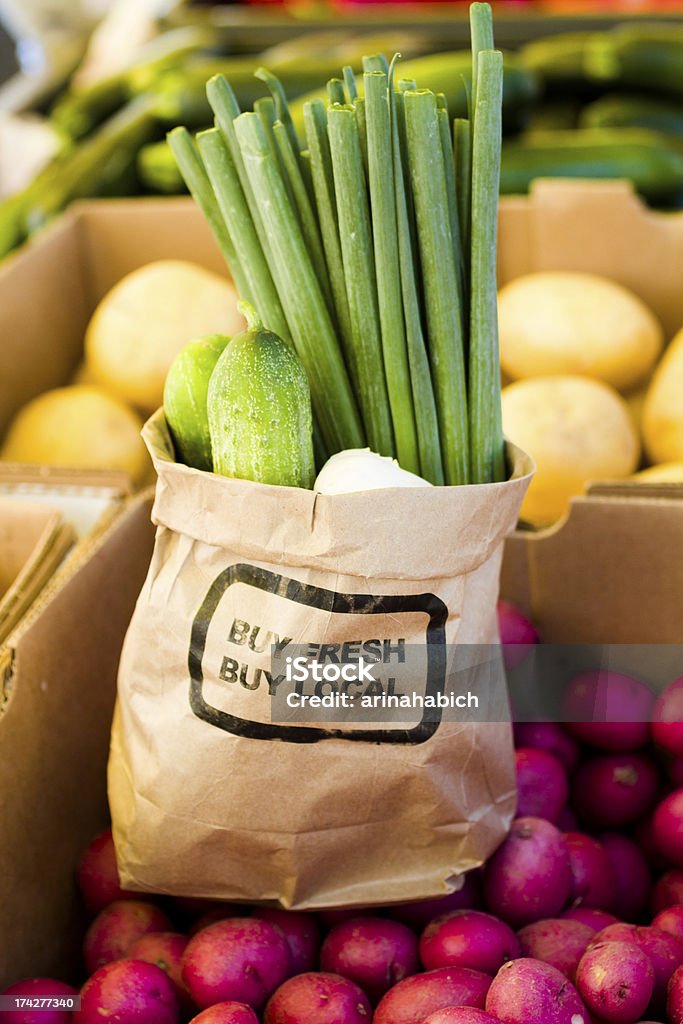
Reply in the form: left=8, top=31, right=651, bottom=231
left=498, top=271, right=683, bottom=526
left=0, top=261, right=244, bottom=486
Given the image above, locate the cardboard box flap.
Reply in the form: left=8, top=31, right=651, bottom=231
left=587, top=480, right=683, bottom=501
left=497, top=179, right=683, bottom=339
left=0, top=501, right=74, bottom=647
left=502, top=487, right=683, bottom=643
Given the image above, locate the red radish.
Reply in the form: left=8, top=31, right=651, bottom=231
left=127, top=932, right=189, bottom=1005
left=252, top=909, right=320, bottom=975
left=601, top=833, right=651, bottom=921
left=560, top=907, right=619, bottom=931
left=0, top=978, right=77, bottom=1023
left=668, top=963, right=683, bottom=1023
left=557, top=806, right=579, bottom=832
left=423, top=1011, right=503, bottom=1024
left=515, top=748, right=568, bottom=823
left=651, top=869, right=683, bottom=913
left=576, top=941, right=654, bottom=1024
left=652, top=789, right=683, bottom=867
left=182, top=917, right=290, bottom=1010
left=77, top=828, right=133, bottom=913
left=563, top=671, right=654, bottom=752
left=75, top=959, right=178, bottom=1023
left=373, top=966, right=491, bottom=1024
left=320, top=917, right=418, bottom=1002
left=513, top=722, right=579, bottom=774
left=652, top=904, right=683, bottom=942
left=634, top=814, right=670, bottom=873
left=590, top=923, right=683, bottom=1010
left=264, top=972, right=371, bottom=1024
left=188, top=1004, right=259, bottom=1024
left=483, top=817, right=572, bottom=927
left=419, top=910, right=520, bottom=975
left=571, top=754, right=659, bottom=829
left=84, top=901, right=172, bottom=973
left=388, top=874, right=481, bottom=929
left=485, top=958, right=588, bottom=1024
left=497, top=600, right=538, bottom=670
left=565, top=832, right=615, bottom=911
left=652, top=678, right=683, bottom=757
left=517, top=918, right=594, bottom=979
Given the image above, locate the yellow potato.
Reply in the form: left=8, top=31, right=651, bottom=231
left=0, top=385, right=150, bottom=485
left=643, top=324, right=683, bottom=464
left=632, top=462, right=683, bottom=483
left=85, top=260, right=245, bottom=415
left=624, top=381, right=649, bottom=436
left=499, top=271, right=663, bottom=392
left=502, top=375, right=640, bottom=526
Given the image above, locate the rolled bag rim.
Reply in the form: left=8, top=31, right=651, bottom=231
left=144, top=409, right=534, bottom=582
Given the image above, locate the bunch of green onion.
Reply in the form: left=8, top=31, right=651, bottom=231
left=168, top=1, right=504, bottom=486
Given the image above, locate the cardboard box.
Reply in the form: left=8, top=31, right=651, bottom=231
left=2, top=182, right=683, bottom=986
left=0, top=490, right=154, bottom=987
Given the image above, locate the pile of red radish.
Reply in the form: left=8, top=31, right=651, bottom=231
left=5, top=600, right=683, bottom=1024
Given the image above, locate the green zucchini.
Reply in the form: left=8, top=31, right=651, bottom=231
left=526, top=100, right=581, bottom=133
left=163, top=333, right=230, bottom=472
left=586, top=28, right=683, bottom=97
left=501, top=128, right=683, bottom=202
left=207, top=304, right=314, bottom=488
left=138, top=139, right=187, bottom=194
left=23, top=95, right=157, bottom=235
left=51, top=26, right=217, bottom=140
left=150, top=58, right=370, bottom=128
left=580, top=94, right=683, bottom=137
left=519, top=32, right=598, bottom=96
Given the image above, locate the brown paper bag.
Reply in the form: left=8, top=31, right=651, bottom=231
left=109, top=412, right=532, bottom=908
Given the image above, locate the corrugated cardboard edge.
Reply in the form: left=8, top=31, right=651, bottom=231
left=501, top=481, right=683, bottom=642
left=0, top=502, right=75, bottom=646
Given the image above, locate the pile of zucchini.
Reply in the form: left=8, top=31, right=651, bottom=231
left=514, top=24, right=683, bottom=204
left=168, top=2, right=505, bottom=488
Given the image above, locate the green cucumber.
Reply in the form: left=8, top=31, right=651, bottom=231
left=163, top=333, right=230, bottom=472
left=208, top=304, right=314, bottom=488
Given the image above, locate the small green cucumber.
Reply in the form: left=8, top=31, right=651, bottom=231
left=163, top=333, right=230, bottom=472
left=208, top=304, right=314, bottom=488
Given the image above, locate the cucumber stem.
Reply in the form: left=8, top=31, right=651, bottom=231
left=239, top=300, right=263, bottom=332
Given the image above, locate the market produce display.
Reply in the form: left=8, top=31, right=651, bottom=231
left=3, top=1, right=683, bottom=1018
left=5, top=601, right=683, bottom=1023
